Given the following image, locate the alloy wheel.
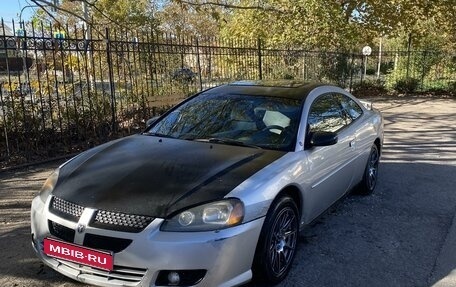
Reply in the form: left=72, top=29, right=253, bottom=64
left=367, top=146, right=379, bottom=190
left=268, top=207, right=298, bottom=277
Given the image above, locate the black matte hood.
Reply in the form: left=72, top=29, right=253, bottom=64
left=53, top=135, right=286, bottom=218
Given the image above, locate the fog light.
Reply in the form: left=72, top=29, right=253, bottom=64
left=167, top=271, right=180, bottom=285
left=155, top=269, right=207, bottom=286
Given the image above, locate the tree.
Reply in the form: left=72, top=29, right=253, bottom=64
left=157, top=1, right=222, bottom=39
left=220, top=0, right=358, bottom=50
left=29, top=0, right=159, bottom=35
left=176, top=0, right=454, bottom=52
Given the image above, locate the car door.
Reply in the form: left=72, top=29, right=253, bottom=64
left=336, top=92, right=371, bottom=185
left=304, top=93, right=357, bottom=221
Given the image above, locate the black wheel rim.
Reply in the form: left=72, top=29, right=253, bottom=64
left=268, top=206, right=298, bottom=277
left=367, top=147, right=379, bottom=190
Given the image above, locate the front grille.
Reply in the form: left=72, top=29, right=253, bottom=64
left=55, top=259, right=146, bottom=286
left=83, top=233, right=132, bottom=253
left=91, top=210, right=154, bottom=233
left=49, top=196, right=153, bottom=233
left=49, top=196, right=84, bottom=222
left=48, top=220, right=75, bottom=243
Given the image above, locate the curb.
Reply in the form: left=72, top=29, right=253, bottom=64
left=0, top=154, right=76, bottom=173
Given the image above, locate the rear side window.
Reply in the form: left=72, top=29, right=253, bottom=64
left=337, top=94, right=363, bottom=121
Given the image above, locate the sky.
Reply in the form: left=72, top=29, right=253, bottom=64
left=0, top=0, right=35, bottom=27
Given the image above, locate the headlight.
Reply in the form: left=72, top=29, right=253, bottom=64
left=161, top=199, right=244, bottom=232
left=39, top=169, right=59, bottom=203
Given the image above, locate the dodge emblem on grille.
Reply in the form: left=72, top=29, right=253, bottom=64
left=77, top=224, right=85, bottom=233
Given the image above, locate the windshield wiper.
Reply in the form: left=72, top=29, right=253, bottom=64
left=195, top=138, right=262, bottom=149
left=143, top=132, right=175, bottom=139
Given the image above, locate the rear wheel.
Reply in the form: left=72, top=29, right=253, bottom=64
left=357, top=144, right=380, bottom=195
left=252, top=196, right=299, bottom=285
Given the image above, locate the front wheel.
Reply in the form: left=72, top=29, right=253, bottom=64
left=357, top=144, right=380, bottom=195
left=252, top=196, right=299, bottom=285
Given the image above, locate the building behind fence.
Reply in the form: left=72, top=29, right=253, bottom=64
left=1, top=19, right=455, bottom=167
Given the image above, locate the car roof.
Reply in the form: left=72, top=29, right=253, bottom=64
left=203, top=80, right=325, bottom=101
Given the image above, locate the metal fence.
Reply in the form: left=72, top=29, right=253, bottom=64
left=1, top=19, right=455, bottom=167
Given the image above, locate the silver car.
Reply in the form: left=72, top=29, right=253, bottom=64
left=31, top=80, right=383, bottom=287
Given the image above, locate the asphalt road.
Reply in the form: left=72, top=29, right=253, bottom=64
left=0, top=96, right=455, bottom=287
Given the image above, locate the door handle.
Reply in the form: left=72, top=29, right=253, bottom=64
left=349, top=139, right=356, bottom=148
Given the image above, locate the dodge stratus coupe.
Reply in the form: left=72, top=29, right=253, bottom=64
left=31, top=80, right=383, bottom=287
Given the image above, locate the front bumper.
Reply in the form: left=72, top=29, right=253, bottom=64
left=31, top=196, right=264, bottom=287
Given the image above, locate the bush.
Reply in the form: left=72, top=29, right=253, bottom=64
left=351, top=80, right=388, bottom=98
left=393, top=78, right=420, bottom=93
left=448, top=82, right=456, bottom=94
left=172, top=68, right=197, bottom=84
left=365, top=67, right=377, bottom=75
left=318, top=52, right=351, bottom=87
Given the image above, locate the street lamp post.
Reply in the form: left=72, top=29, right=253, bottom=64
left=19, top=5, right=39, bottom=31
left=16, top=5, right=41, bottom=104
left=377, top=36, right=383, bottom=79
left=362, top=46, right=372, bottom=83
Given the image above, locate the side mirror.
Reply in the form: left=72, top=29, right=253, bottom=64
left=309, top=131, right=338, bottom=147
left=146, top=116, right=160, bottom=127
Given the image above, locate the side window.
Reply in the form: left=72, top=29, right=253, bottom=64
left=307, top=94, right=347, bottom=133
left=337, top=94, right=363, bottom=121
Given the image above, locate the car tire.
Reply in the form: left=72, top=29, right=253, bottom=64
left=252, top=196, right=299, bottom=285
left=357, top=144, right=380, bottom=195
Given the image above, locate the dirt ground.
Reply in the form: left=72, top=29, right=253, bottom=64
left=0, top=96, right=455, bottom=287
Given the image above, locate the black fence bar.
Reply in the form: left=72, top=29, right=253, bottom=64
left=0, top=19, right=455, bottom=168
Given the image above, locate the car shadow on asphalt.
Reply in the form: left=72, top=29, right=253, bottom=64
left=1, top=161, right=456, bottom=287
left=245, top=161, right=456, bottom=287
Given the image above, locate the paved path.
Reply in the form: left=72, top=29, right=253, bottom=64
left=0, top=96, right=455, bottom=287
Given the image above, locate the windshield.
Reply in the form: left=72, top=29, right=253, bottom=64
left=147, top=93, right=302, bottom=151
